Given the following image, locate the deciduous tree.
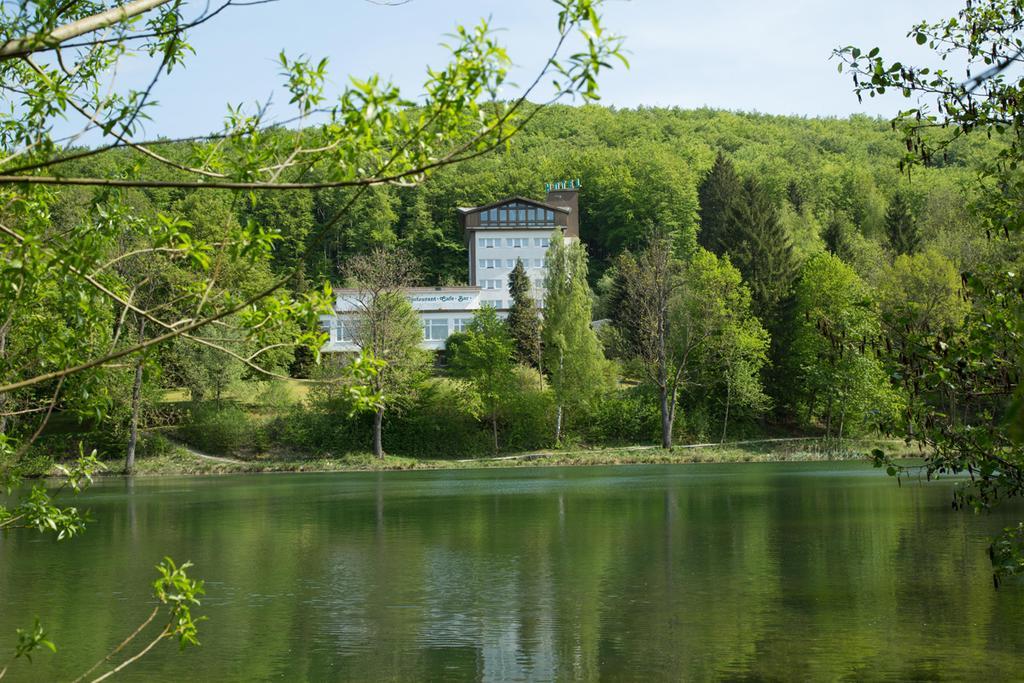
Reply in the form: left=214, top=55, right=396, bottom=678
left=450, top=307, right=516, bottom=452
left=836, top=0, right=1024, bottom=583
left=542, top=230, right=608, bottom=444
left=345, top=249, right=428, bottom=458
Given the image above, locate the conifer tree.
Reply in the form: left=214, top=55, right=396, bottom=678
left=822, top=211, right=854, bottom=261
left=606, top=251, right=643, bottom=353
left=400, top=194, right=464, bottom=285
left=697, top=151, right=742, bottom=254
left=507, top=259, right=542, bottom=367
left=543, top=231, right=608, bottom=445
left=727, top=178, right=801, bottom=323
left=885, top=190, right=921, bottom=255
left=786, top=180, right=805, bottom=214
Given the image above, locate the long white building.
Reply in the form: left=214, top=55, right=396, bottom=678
left=322, top=181, right=581, bottom=353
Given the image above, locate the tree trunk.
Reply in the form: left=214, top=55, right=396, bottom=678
left=554, top=404, right=563, bottom=446
left=824, top=398, right=833, bottom=438
left=492, top=409, right=499, bottom=454
left=125, top=359, right=144, bottom=473
left=660, top=383, right=672, bottom=449
left=0, top=318, right=8, bottom=435
left=721, top=379, right=731, bottom=444
left=554, top=348, right=564, bottom=445
left=125, top=318, right=146, bottom=474
left=373, top=406, right=384, bottom=458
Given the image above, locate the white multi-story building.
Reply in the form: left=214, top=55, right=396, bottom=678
left=322, top=181, right=581, bottom=353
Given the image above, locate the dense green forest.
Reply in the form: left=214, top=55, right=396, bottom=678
left=54, top=104, right=1001, bottom=287
left=17, top=104, right=1012, bottom=464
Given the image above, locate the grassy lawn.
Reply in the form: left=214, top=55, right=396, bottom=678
left=119, top=436, right=921, bottom=477
left=159, top=379, right=311, bottom=407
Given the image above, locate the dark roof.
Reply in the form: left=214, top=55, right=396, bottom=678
left=456, top=196, right=569, bottom=215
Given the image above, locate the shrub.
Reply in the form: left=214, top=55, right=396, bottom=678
left=254, top=380, right=297, bottom=414
left=383, top=378, right=490, bottom=458
left=500, top=367, right=555, bottom=452
left=178, top=403, right=259, bottom=456
left=576, top=387, right=661, bottom=446
left=139, top=432, right=176, bottom=458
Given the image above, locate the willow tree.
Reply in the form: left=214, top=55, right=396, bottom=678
left=542, top=230, right=607, bottom=445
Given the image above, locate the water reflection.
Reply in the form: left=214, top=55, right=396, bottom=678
left=1, top=463, right=1022, bottom=681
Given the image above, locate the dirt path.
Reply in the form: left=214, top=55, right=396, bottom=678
left=158, top=432, right=247, bottom=465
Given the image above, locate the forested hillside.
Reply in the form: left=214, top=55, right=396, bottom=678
left=53, top=105, right=999, bottom=290
left=29, top=103, right=1012, bottom=461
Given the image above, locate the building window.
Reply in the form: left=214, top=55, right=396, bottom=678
left=506, top=237, right=529, bottom=248
left=479, top=258, right=502, bottom=269
left=482, top=299, right=500, bottom=308
left=422, top=318, right=449, bottom=341
left=533, top=259, right=543, bottom=268
left=478, top=237, right=501, bottom=248
left=479, top=202, right=559, bottom=227
left=453, top=318, right=473, bottom=333
left=534, top=237, right=550, bottom=248
left=334, top=318, right=354, bottom=342
left=482, top=279, right=502, bottom=290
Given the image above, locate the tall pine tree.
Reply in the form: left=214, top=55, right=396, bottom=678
left=507, top=259, right=542, bottom=367
left=885, top=190, right=920, bottom=255
left=697, top=151, right=742, bottom=254
left=822, top=211, right=854, bottom=262
left=727, top=178, right=800, bottom=323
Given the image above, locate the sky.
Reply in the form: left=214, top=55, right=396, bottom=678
left=116, top=0, right=965, bottom=139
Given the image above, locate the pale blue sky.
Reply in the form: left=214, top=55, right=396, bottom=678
left=124, top=0, right=963, bottom=138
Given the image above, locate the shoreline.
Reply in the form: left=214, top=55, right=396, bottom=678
left=103, top=437, right=920, bottom=477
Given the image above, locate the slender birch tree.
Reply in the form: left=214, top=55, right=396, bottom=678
left=542, top=230, right=606, bottom=445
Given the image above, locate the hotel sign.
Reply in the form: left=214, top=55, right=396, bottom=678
left=407, top=293, right=478, bottom=310
left=544, top=178, right=581, bottom=192
left=335, top=289, right=481, bottom=312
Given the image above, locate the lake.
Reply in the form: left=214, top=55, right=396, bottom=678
left=2, top=462, right=1023, bottom=681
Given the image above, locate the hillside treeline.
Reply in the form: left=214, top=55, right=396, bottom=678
left=25, top=104, right=1014, bottom=460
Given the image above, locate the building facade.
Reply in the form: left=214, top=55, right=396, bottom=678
left=322, top=181, right=581, bottom=353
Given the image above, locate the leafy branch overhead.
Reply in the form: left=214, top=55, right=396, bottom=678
left=0, top=0, right=627, bottom=401
left=835, top=0, right=1024, bottom=586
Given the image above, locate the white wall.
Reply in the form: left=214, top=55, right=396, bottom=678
left=472, top=228, right=560, bottom=308
left=321, top=288, right=486, bottom=353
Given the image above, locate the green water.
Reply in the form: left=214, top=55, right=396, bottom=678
left=1, top=462, right=1023, bottom=681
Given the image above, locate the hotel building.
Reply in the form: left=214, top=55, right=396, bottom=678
left=322, top=181, right=581, bottom=352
